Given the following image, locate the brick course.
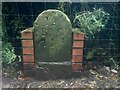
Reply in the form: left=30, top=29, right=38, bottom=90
left=21, top=29, right=35, bottom=77
left=72, top=33, right=84, bottom=72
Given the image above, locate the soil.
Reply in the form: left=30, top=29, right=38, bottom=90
left=1, top=66, right=120, bottom=89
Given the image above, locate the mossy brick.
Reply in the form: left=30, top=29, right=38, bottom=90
left=72, top=63, right=83, bottom=72
left=23, top=63, right=35, bottom=70
left=21, top=28, right=33, bottom=39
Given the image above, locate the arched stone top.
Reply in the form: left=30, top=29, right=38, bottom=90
left=33, top=9, right=72, bottom=29
left=33, top=9, right=72, bottom=63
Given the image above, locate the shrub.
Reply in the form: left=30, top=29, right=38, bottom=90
left=73, top=8, right=110, bottom=38
left=2, top=42, right=21, bottom=68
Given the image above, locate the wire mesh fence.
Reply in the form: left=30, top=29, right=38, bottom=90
left=2, top=2, right=120, bottom=68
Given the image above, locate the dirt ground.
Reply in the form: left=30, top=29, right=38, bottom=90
left=2, top=66, right=120, bottom=89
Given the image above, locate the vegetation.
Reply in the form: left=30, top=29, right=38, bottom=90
left=2, top=40, right=22, bottom=77
left=1, top=2, right=120, bottom=88
left=58, top=0, right=72, bottom=15
left=2, top=2, right=119, bottom=77
left=2, top=42, right=16, bottom=67
left=73, top=8, right=110, bottom=38
left=2, top=3, right=22, bottom=76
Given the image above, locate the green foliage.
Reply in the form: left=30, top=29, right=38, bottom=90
left=86, top=50, right=96, bottom=60
left=2, top=16, right=23, bottom=41
left=58, top=0, right=72, bottom=14
left=72, top=28, right=81, bottom=34
left=2, top=3, right=24, bottom=42
left=2, top=42, right=21, bottom=68
left=73, top=8, right=110, bottom=38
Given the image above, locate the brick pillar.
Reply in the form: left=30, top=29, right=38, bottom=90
left=72, top=33, right=84, bottom=72
left=21, top=28, right=35, bottom=77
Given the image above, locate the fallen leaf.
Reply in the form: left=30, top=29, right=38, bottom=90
left=111, top=69, right=118, bottom=74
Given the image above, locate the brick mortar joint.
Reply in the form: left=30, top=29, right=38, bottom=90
left=21, top=31, right=35, bottom=70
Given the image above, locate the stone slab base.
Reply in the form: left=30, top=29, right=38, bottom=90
left=35, top=62, right=72, bottom=80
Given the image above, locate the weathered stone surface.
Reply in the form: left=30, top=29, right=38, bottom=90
left=33, top=9, right=72, bottom=63
left=35, top=62, right=71, bottom=80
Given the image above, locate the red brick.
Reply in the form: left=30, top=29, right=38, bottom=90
left=23, top=47, right=34, bottom=54
left=21, top=28, right=33, bottom=39
left=73, top=41, right=84, bottom=48
left=23, top=63, right=35, bottom=70
left=73, top=33, right=84, bottom=40
left=23, top=55, right=34, bottom=63
left=22, top=40, right=33, bottom=47
left=72, top=49, right=83, bottom=55
left=72, top=63, right=83, bottom=72
left=72, top=55, right=83, bottom=63
left=21, top=31, right=33, bottom=39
